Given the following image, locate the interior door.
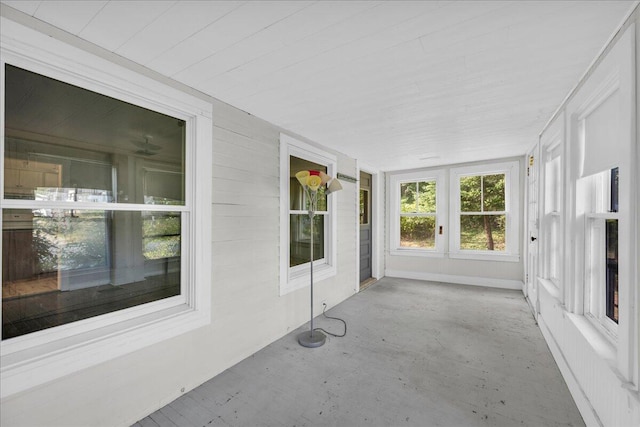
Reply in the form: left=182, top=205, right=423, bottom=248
left=359, top=171, right=372, bottom=285
left=526, top=149, right=539, bottom=314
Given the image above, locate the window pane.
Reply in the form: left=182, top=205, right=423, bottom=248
left=460, top=214, right=506, bottom=251
left=290, top=156, right=327, bottom=212
left=289, top=214, right=324, bottom=267
left=606, top=219, right=618, bottom=323
left=143, top=212, right=181, bottom=260
left=4, top=65, right=185, bottom=205
left=400, top=182, right=417, bottom=213
left=482, top=174, right=505, bottom=211
left=359, top=189, right=369, bottom=225
left=460, top=176, right=481, bottom=212
left=2, top=209, right=181, bottom=339
left=400, top=216, right=436, bottom=249
left=417, top=181, right=436, bottom=213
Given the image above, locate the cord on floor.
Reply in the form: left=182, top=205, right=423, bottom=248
left=314, top=303, right=347, bottom=338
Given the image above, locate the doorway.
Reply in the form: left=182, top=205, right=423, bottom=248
left=359, top=171, right=374, bottom=289
left=525, top=149, right=539, bottom=316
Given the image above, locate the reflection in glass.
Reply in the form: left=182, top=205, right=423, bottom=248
left=3, top=65, right=185, bottom=205
left=460, top=214, right=506, bottom=251
left=400, top=216, right=436, bottom=248
left=605, top=219, right=618, bottom=323
left=289, top=214, right=324, bottom=267
left=2, top=209, right=181, bottom=339
left=360, top=189, right=369, bottom=225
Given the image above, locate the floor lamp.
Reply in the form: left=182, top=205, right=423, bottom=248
left=295, top=170, right=342, bottom=348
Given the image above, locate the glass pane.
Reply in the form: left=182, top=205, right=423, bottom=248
left=460, top=176, right=481, bottom=212
left=482, top=174, right=505, bottom=211
left=460, top=214, right=506, bottom=251
left=290, top=156, right=328, bottom=212
left=610, top=167, right=619, bottom=213
left=605, top=219, right=618, bottom=323
left=143, top=212, right=181, bottom=260
left=4, top=65, right=185, bottom=205
left=400, top=182, right=417, bottom=213
left=289, top=214, right=324, bottom=267
left=400, top=216, right=436, bottom=249
left=359, top=189, right=369, bottom=225
left=417, top=181, right=436, bottom=213
left=2, top=208, right=181, bottom=339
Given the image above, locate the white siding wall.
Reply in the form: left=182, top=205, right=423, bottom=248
left=0, top=56, right=358, bottom=427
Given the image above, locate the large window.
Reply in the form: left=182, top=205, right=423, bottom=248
left=280, top=135, right=337, bottom=295
left=450, top=161, right=520, bottom=261
left=2, top=65, right=187, bottom=339
left=1, top=26, right=211, bottom=397
left=389, top=170, right=445, bottom=255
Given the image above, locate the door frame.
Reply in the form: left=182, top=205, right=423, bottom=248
left=355, top=162, right=383, bottom=293
left=524, top=142, right=540, bottom=317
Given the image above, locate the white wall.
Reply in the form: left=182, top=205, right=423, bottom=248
left=533, top=7, right=639, bottom=427
left=384, top=157, right=526, bottom=290
left=0, top=17, right=358, bottom=427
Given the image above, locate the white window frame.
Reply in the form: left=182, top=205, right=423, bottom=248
left=279, top=134, right=337, bottom=296
left=449, top=160, right=520, bottom=262
left=389, top=170, right=446, bottom=257
left=0, top=18, right=212, bottom=398
left=582, top=171, right=619, bottom=339
left=541, top=137, right=563, bottom=289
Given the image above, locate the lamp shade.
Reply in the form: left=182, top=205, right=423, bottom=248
left=295, top=170, right=310, bottom=186
left=327, top=178, right=343, bottom=194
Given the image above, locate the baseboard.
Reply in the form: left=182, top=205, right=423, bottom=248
left=538, top=316, right=601, bottom=427
left=384, top=270, right=523, bottom=290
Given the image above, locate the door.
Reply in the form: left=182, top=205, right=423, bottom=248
left=526, top=149, right=539, bottom=315
left=359, top=171, right=372, bottom=284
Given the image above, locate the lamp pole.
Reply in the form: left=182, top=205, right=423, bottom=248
left=297, top=186, right=326, bottom=348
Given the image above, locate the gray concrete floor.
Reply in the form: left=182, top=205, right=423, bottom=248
left=134, top=278, right=584, bottom=427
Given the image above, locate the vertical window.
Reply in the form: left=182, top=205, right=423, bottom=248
left=389, top=170, right=445, bottom=256
left=583, top=168, right=619, bottom=334
left=542, top=142, right=562, bottom=286
left=459, top=174, right=505, bottom=251
left=450, top=161, right=519, bottom=261
left=280, top=135, right=337, bottom=295
left=399, top=180, right=437, bottom=249
left=289, top=156, right=327, bottom=267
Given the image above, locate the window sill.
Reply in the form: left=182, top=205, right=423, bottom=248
left=280, top=263, right=336, bottom=296
left=1, top=303, right=209, bottom=398
left=448, top=251, right=520, bottom=262
left=390, top=248, right=445, bottom=258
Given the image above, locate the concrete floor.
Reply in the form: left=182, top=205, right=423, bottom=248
left=134, top=278, right=584, bottom=427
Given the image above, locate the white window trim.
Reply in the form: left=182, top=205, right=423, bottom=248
left=581, top=170, right=619, bottom=340
left=540, top=126, right=564, bottom=291
left=279, top=134, right=337, bottom=296
left=389, top=170, right=446, bottom=257
left=0, top=18, right=212, bottom=398
left=449, top=160, right=520, bottom=262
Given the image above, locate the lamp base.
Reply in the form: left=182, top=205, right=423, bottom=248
left=297, top=330, right=326, bottom=348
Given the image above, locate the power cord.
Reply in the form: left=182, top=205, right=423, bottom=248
left=314, top=303, right=347, bottom=338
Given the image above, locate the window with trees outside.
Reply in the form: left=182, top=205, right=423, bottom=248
left=390, top=170, right=445, bottom=256
left=450, top=161, right=520, bottom=261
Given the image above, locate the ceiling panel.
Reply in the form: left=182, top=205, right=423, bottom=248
left=1, top=0, right=635, bottom=171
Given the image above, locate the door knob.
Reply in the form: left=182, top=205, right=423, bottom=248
left=531, top=236, right=537, bottom=242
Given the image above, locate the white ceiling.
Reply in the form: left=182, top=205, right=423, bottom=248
left=1, top=0, right=635, bottom=171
